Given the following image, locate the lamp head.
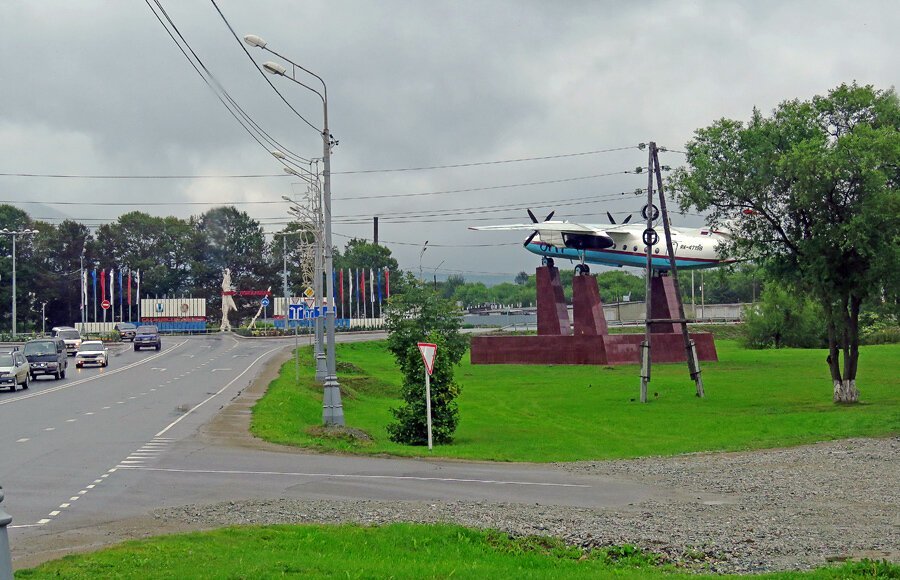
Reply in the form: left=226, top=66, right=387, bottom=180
left=243, top=34, right=267, bottom=48
left=271, top=150, right=286, bottom=159
left=263, top=61, right=287, bottom=76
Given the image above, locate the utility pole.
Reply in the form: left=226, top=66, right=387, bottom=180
left=640, top=147, right=654, bottom=403
left=373, top=216, right=379, bottom=245
left=650, top=142, right=704, bottom=397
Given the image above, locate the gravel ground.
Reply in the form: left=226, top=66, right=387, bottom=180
left=154, top=436, right=899, bottom=574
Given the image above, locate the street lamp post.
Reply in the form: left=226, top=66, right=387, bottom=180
left=1, top=228, right=37, bottom=336
left=247, top=34, right=343, bottom=426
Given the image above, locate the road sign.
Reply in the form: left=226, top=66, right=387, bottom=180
left=303, top=287, right=315, bottom=298
left=417, top=342, right=437, bottom=375
left=261, top=296, right=270, bottom=307
left=101, top=299, right=111, bottom=310
left=288, top=304, right=304, bottom=321
left=302, top=296, right=315, bottom=308
left=417, top=342, right=438, bottom=450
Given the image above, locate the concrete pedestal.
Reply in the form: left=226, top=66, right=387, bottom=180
left=470, top=268, right=717, bottom=366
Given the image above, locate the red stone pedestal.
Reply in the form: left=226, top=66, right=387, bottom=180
left=536, top=266, right=570, bottom=336
left=469, top=268, right=717, bottom=366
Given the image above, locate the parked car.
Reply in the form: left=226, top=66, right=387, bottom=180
left=0, top=351, right=31, bottom=391
left=75, top=341, right=109, bottom=368
left=53, top=328, right=83, bottom=356
left=134, top=325, right=161, bottom=351
left=23, top=338, right=67, bottom=380
left=114, top=322, right=137, bottom=341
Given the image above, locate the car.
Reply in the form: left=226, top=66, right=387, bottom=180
left=114, top=322, right=137, bottom=342
left=133, top=325, right=161, bottom=351
left=0, top=351, right=31, bottom=391
left=23, top=338, right=68, bottom=380
left=75, top=341, right=109, bottom=368
left=53, top=328, right=83, bottom=356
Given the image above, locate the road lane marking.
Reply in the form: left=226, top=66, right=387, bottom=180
left=155, top=345, right=284, bottom=438
left=211, top=368, right=232, bottom=372
left=115, top=466, right=593, bottom=488
left=16, top=438, right=29, bottom=443
left=44, top=427, right=55, bottom=431
left=0, top=340, right=187, bottom=406
left=49, top=511, right=60, bottom=516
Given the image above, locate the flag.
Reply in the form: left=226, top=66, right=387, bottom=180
left=127, top=270, right=132, bottom=305
left=370, top=268, right=375, bottom=303
left=339, top=269, right=344, bottom=316
left=118, top=269, right=123, bottom=306
left=100, top=268, right=106, bottom=302
left=332, top=270, right=337, bottom=315
left=109, top=268, right=115, bottom=308
left=348, top=268, right=353, bottom=320
left=385, top=269, right=390, bottom=299
left=377, top=269, right=383, bottom=303
left=135, top=270, right=141, bottom=322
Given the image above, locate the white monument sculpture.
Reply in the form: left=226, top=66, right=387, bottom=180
left=220, top=268, right=237, bottom=332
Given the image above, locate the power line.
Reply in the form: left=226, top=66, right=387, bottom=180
left=0, top=172, right=290, bottom=179
left=332, top=169, right=642, bottom=201
left=332, top=146, right=640, bottom=174
left=209, top=0, right=321, bottom=138
left=331, top=231, right=520, bottom=248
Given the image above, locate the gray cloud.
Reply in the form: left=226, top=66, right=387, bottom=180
left=1, top=0, right=897, bottom=277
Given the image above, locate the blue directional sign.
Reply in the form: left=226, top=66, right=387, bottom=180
left=261, top=296, right=270, bottom=307
left=288, top=304, right=304, bottom=321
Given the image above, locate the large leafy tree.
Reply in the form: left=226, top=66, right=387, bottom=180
left=190, top=207, right=276, bottom=322
left=671, top=83, right=899, bottom=403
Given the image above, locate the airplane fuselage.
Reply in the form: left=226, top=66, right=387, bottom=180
left=527, top=226, right=728, bottom=271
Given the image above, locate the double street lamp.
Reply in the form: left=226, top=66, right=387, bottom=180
left=245, top=34, right=343, bottom=426
left=1, top=228, right=37, bottom=336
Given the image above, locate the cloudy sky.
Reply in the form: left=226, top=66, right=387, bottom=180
left=1, top=1, right=896, bottom=280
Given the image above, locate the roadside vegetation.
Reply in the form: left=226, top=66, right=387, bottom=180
left=250, top=339, right=899, bottom=462
left=16, top=523, right=899, bottom=579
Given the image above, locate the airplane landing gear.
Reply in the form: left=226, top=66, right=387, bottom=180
left=575, top=264, right=591, bottom=275
left=542, top=257, right=555, bottom=268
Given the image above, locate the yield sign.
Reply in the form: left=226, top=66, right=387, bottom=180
left=417, top=342, right=437, bottom=376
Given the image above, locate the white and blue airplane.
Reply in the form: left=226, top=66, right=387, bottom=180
left=470, top=210, right=733, bottom=274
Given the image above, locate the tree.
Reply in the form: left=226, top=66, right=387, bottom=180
left=385, top=274, right=467, bottom=445
left=514, top=271, right=529, bottom=285
left=671, top=83, right=900, bottom=402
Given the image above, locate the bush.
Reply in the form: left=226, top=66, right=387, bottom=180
left=385, top=275, right=467, bottom=445
left=742, top=286, right=826, bottom=348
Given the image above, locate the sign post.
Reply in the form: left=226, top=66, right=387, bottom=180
left=416, top=342, right=437, bottom=450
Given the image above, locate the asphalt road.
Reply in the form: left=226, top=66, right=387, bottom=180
left=1, top=333, right=720, bottom=568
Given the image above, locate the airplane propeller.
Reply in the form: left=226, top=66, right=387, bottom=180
left=524, top=209, right=555, bottom=246
left=606, top=211, right=632, bottom=225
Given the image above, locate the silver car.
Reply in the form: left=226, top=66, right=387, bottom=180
left=0, top=351, right=31, bottom=391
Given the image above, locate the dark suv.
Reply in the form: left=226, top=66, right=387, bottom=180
left=134, top=325, right=161, bottom=351
left=115, top=322, right=136, bottom=341
left=23, top=338, right=68, bottom=380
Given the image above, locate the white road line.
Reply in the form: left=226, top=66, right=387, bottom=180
left=66, top=419, right=76, bottom=422
left=44, top=427, right=55, bottom=431
left=69, top=497, right=79, bottom=501
left=210, top=368, right=232, bottom=372
left=16, top=438, right=28, bottom=443
left=155, top=345, right=284, bottom=438
left=84, top=412, right=94, bottom=415
left=37, top=519, right=51, bottom=524
left=0, top=340, right=187, bottom=406
left=59, top=503, right=69, bottom=508
left=49, top=510, right=60, bottom=516
left=115, top=466, right=593, bottom=488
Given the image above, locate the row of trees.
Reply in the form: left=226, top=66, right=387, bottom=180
left=0, top=205, right=400, bottom=332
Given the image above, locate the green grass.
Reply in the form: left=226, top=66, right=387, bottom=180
left=16, top=523, right=899, bottom=579
left=252, top=340, right=900, bottom=462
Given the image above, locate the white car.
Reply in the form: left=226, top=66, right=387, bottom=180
left=54, top=328, right=83, bottom=356
left=75, top=341, right=109, bottom=368
left=0, top=351, right=31, bottom=391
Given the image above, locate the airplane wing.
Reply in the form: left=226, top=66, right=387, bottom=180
left=470, top=221, right=614, bottom=250
left=469, top=221, right=610, bottom=236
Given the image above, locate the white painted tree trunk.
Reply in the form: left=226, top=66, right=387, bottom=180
left=833, top=379, right=859, bottom=403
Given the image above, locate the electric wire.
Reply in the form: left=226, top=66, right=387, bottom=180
left=209, top=0, right=322, bottom=138
left=144, top=0, right=313, bottom=173
left=331, top=145, right=640, bottom=174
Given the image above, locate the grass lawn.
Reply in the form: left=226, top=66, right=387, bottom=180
left=251, top=339, right=899, bottom=462
left=16, top=523, right=897, bottom=579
